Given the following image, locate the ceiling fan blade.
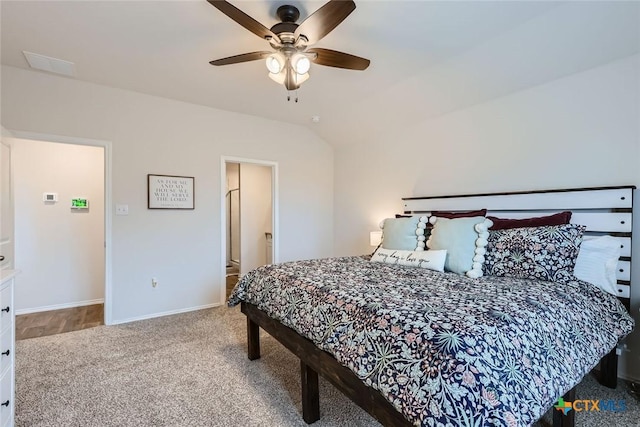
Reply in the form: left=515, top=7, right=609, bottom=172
left=209, top=51, right=272, bottom=66
left=295, top=0, right=356, bottom=44
left=207, top=0, right=278, bottom=41
left=307, top=48, right=370, bottom=70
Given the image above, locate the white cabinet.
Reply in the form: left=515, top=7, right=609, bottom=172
left=0, top=271, right=15, bottom=427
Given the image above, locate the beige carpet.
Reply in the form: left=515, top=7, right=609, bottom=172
left=15, top=306, right=640, bottom=426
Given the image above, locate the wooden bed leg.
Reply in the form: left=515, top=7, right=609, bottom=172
left=553, top=386, right=576, bottom=427
left=301, top=360, right=320, bottom=424
left=599, top=347, right=618, bottom=389
left=247, top=317, right=261, bottom=360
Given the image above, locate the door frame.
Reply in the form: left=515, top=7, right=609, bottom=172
left=0, top=127, right=14, bottom=270
left=220, top=156, right=278, bottom=304
left=8, top=130, right=114, bottom=325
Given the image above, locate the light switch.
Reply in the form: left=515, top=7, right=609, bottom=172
left=115, top=204, right=129, bottom=215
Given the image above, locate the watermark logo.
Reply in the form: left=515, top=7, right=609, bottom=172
left=554, top=397, right=572, bottom=415
left=554, top=397, right=626, bottom=414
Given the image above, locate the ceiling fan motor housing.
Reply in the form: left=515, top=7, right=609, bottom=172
left=270, top=5, right=300, bottom=36
left=276, top=5, right=300, bottom=23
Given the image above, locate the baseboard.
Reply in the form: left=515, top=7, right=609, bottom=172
left=16, top=298, right=105, bottom=315
left=110, top=302, right=222, bottom=325
left=592, top=366, right=640, bottom=385
left=617, top=372, right=640, bottom=384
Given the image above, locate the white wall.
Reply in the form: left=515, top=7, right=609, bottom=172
left=0, top=65, right=334, bottom=323
left=239, top=163, right=272, bottom=276
left=333, top=54, right=640, bottom=380
left=11, top=139, right=104, bottom=312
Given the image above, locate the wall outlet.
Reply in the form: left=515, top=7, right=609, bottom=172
left=115, top=204, right=129, bottom=215
left=151, top=278, right=158, bottom=288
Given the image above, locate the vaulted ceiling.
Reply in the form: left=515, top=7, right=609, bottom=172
left=1, top=1, right=639, bottom=146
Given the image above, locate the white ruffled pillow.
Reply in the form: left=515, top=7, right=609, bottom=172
left=426, top=216, right=493, bottom=278
left=371, top=248, right=447, bottom=272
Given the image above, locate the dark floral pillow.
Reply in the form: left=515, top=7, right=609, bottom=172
left=484, top=224, right=586, bottom=283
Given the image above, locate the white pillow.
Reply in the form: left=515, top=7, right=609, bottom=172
left=574, top=235, right=621, bottom=295
left=371, top=248, right=447, bottom=272
left=426, top=216, right=493, bottom=278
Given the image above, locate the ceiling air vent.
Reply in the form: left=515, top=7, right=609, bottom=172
left=23, top=51, right=76, bottom=77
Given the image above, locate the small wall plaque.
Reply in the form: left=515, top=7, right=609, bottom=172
left=71, top=198, right=89, bottom=209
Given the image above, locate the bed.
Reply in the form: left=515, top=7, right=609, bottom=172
left=228, top=186, right=636, bottom=427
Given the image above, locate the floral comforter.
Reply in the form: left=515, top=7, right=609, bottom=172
left=228, top=256, right=634, bottom=427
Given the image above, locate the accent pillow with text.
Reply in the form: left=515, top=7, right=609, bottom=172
left=371, top=248, right=447, bottom=272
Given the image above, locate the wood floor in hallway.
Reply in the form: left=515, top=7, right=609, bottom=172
left=15, top=304, right=104, bottom=340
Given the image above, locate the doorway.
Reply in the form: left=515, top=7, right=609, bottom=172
left=221, top=157, right=277, bottom=302
left=6, top=131, right=113, bottom=325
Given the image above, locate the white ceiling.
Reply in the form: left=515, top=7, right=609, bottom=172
left=1, top=1, right=639, bottom=146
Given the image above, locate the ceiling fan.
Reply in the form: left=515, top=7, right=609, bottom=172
left=207, top=0, right=370, bottom=95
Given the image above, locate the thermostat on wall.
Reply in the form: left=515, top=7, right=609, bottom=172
left=71, top=198, right=89, bottom=209
left=43, top=192, right=58, bottom=202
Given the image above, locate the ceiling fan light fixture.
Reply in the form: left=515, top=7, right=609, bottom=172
left=208, top=0, right=369, bottom=97
left=291, top=54, right=311, bottom=75
left=295, top=72, right=310, bottom=85
left=265, top=53, right=284, bottom=74
left=268, top=69, right=286, bottom=85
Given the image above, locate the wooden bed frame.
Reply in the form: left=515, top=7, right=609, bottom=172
left=239, top=186, right=635, bottom=427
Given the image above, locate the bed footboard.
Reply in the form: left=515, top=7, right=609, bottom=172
left=240, top=302, right=413, bottom=426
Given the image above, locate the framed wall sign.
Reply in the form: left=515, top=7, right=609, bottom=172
left=148, top=174, right=194, bottom=209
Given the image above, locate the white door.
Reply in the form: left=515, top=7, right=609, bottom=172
left=0, top=142, right=14, bottom=270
